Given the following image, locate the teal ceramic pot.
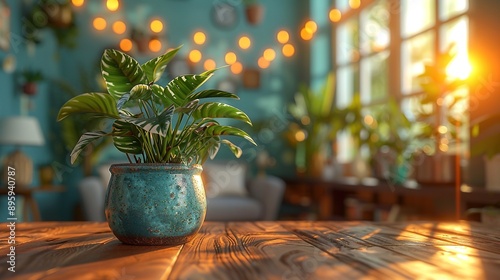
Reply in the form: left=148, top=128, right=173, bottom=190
left=105, top=163, right=206, bottom=246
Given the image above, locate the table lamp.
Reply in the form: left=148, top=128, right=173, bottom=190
left=0, top=116, right=45, bottom=189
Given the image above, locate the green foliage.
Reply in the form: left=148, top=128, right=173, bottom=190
left=58, top=46, right=255, bottom=165
left=471, top=113, right=500, bottom=158
left=415, top=44, right=469, bottom=151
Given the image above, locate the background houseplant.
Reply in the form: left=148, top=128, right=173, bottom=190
left=413, top=45, right=468, bottom=184
left=286, top=73, right=343, bottom=177
left=57, top=46, right=255, bottom=245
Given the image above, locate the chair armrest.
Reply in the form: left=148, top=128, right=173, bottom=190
left=78, top=177, right=106, bottom=222
left=247, top=175, right=285, bottom=220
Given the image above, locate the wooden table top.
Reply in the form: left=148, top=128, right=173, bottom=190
left=1, top=221, right=499, bottom=279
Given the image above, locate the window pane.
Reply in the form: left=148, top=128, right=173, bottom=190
left=401, top=31, right=435, bottom=94
left=401, top=0, right=435, bottom=37
left=440, top=0, right=468, bottom=20
left=361, top=51, right=389, bottom=104
left=336, top=18, right=359, bottom=65
left=337, top=65, right=359, bottom=108
left=360, top=0, right=390, bottom=54
left=440, top=16, right=469, bottom=80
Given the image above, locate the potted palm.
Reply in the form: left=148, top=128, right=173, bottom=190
left=57, top=46, right=255, bottom=245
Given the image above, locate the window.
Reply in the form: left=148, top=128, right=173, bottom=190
left=332, top=0, right=469, bottom=162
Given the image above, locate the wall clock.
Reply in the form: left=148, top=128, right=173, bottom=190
left=211, top=2, right=239, bottom=30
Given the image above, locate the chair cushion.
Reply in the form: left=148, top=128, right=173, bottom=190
left=205, top=196, right=261, bottom=221
left=202, top=161, right=248, bottom=198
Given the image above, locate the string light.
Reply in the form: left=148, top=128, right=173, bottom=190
left=349, top=0, right=361, bottom=9
left=238, top=36, right=251, bottom=50
left=189, top=50, right=202, bottom=63
left=150, top=19, right=164, bottom=33
left=93, top=17, right=107, bottom=30
left=329, top=9, right=342, bottom=22
left=230, top=62, right=243, bottom=74
left=106, top=0, right=119, bottom=11
left=263, top=48, right=276, bottom=61
left=258, top=57, right=270, bottom=69
left=204, top=59, right=216, bottom=71
left=193, top=31, right=206, bottom=45
left=282, top=44, right=295, bottom=57
left=72, top=0, right=84, bottom=7
left=112, top=21, right=126, bottom=34
left=149, top=39, right=162, bottom=52
left=119, top=38, right=132, bottom=52
left=277, top=30, right=289, bottom=44
left=304, top=20, right=317, bottom=33
left=225, top=52, right=237, bottom=65
left=300, top=28, right=313, bottom=40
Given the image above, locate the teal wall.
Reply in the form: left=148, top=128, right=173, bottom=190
left=0, top=0, right=308, bottom=221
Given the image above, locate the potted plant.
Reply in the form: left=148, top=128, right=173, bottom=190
left=286, top=73, right=343, bottom=177
left=243, top=0, right=264, bottom=25
left=413, top=45, right=468, bottom=184
left=57, top=46, right=255, bottom=245
left=20, top=69, right=44, bottom=96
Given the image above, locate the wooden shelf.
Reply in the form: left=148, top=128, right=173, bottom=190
left=282, top=177, right=500, bottom=221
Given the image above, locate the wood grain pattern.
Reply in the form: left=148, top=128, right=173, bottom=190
left=0, top=221, right=498, bottom=279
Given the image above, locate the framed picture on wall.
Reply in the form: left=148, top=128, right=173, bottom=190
left=0, top=0, right=10, bottom=51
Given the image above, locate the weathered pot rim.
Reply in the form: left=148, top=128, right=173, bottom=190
left=109, top=163, right=202, bottom=174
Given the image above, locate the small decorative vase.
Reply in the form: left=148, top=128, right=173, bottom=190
left=105, top=163, right=206, bottom=246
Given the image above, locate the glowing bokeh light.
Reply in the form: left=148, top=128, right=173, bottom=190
left=189, top=49, right=202, bottom=63
left=305, top=20, right=317, bottom=33
left=72, top=0, right=84, bottom=7
left=282, top=44, right=295, bottom=57
left=277, top=30, right=290, bottom=44
left=238, top=36, right=251, bottom=50
left=258, top=57, right=270, bottom=69
left=150, top=19, right=164, bottom=33
left=225, top=52, right=237, bottom=65
left=193, top=31, right=206, bottom=45
left=230, top=62, right=243, bottom=74
left=349, top=0, right=361, bottom=9
left=300, top=28, right=314, bottom=40
left=263, top=48, right=276, bottom=61
left=329, top=9, right=342, bottom=22
left=93, top=17, right=107, bottom=31
left=119, top=38, right=132, bottom=52
left=106, top=0, right=119, bottom=11
left=112, top=21, right=126, bottom=34
left=149, top=39, right=162, bottom=52
left=204, top=59, right=216, bottom=71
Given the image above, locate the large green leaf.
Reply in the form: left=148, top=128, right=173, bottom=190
left=220, top=139, right=242, bottom=158
left=112, top=120, right=143, bottom=155
left=191, top=102, right=252, bottom=125
left=205, top=125, right=256, bottom=146
left=70, top=131, right=108, bottom=164
left=101, top=49, right=147, bottom=100
left=163, top=70, right=216, bottom=106
left=57, top=92, right=119, bottom=121
left=121, top=105, right=174, bottom=136
left=187, top=89, right=239, bottom=100
left=142, top=46, right=181, bottom=83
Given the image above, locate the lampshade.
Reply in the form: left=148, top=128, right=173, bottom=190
left=0, top=116, right=45, bottom=146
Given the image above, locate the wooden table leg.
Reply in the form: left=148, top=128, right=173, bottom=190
left=24, top=193, right=41, bottom=221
